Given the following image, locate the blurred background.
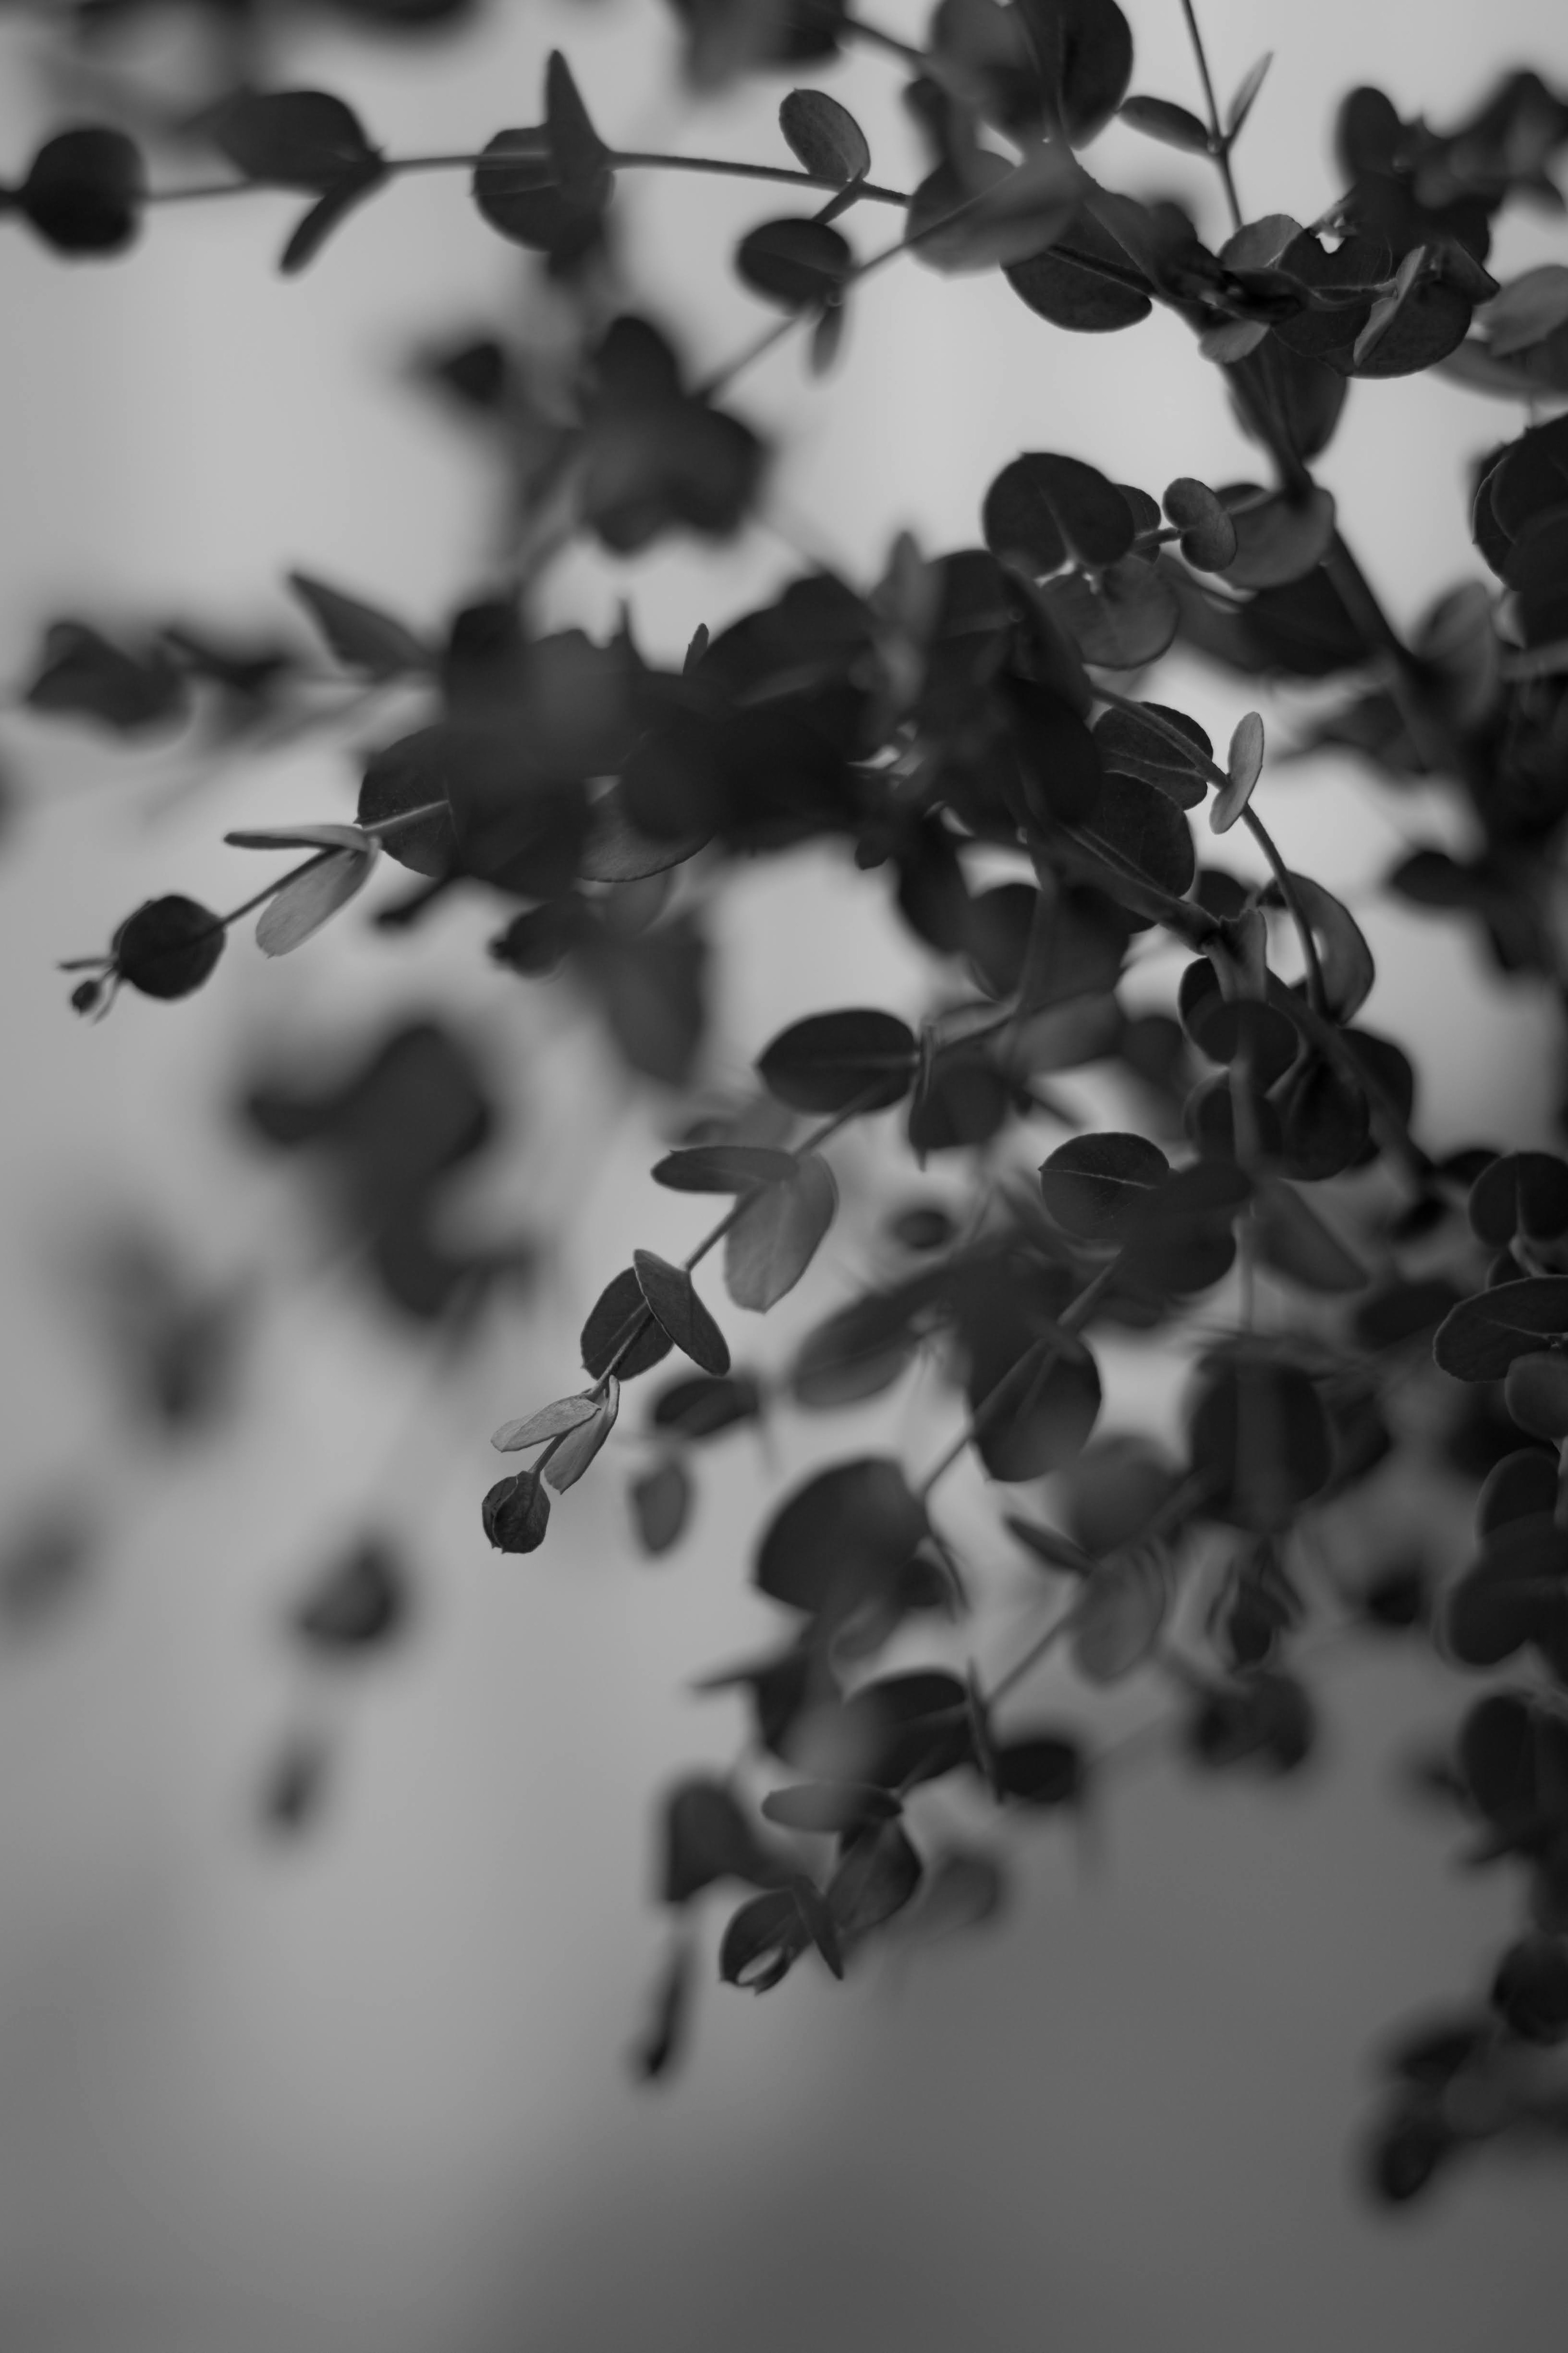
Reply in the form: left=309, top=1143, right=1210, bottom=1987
left=0, top=2, right=1565, bottom=2346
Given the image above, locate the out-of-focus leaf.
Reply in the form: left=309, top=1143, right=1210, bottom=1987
left=630, top=1457, right=691, bottom=1555
left=755, top=1457, right=927, bottom=1620
left=757, top=1008, right=919, bottom=1112
left=1071, top=1550, right=1168, bottom=1680
left=1434, top=1279, right=1568, bottom=1381
left=255, top=844, right=377, bottom=956
left=286, top=572, right=429, bottom=678
left=724, top=1154, right=838, bottom=1311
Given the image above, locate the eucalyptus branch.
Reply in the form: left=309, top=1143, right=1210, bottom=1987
left=145, top=146, right=912, bottom=212
left=917, top=1259, right=1122, bottom=1505
left=1178, top=0, right=1244, bottom=232
left=586, top=1080, right=904, bottom=1399
left=1239, top=805, right=1327, bottom=1017
left=840, top=12, right=927, bottom=67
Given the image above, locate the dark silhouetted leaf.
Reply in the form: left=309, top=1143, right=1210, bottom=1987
left=976, top=1341, right=1102, bottom=1482
left=756, top=1457, right=927, bottom=1619
left=212, top=90, right=380, bottom=190
left=1019, top=0, right=1134, bottom=144
left=1224, top=486, right=1337, bottom=589
left=1504, top=1352, right=1568, bottom=1442
left=1085, top=770, right=1196, bottom=896
left=737, top=216, right=852, bottom=309
left=1039, top=1131, right=1170, bottom=1239
left=1119, top=95, right=1211, bottom=153
left=19, top=127, right=145, bottom=254
left=1434, top=1279, right=1568, bottom=1381
left=719, top=1888, right=811, bottom=1991
left=633, top=1250, right=731, bottom=1375
left=631, top=1457, right=691, bottom=1555
left=1468, top=1153, right=1568, bottom=1248
left=1163, top=477, right=1238, bottom=571
left=996, top=1733, right=1085, bottom=1805
left=1041, top=559, right=1179, bottom=667
left=1004, top=211, right=1152, bottom=331
left=779, top=88, right=871, bottom=183
left=287, top=572, right=428, bottom=678
left=906, top=146, right=1080, bottom=274
left=1189, top=1354, right=1333, bottom=1530
left=757, top=1008, right=919, bottom=1113
left=982, top=451, right=1136, bottom=573
left=581, top=1267, right=673, bottom=1381
left=653, top=1145, right=799, bottom=1193
left=27, top=621, right=185, bottom=733
left=662, top=1775, right=788, bottom=1902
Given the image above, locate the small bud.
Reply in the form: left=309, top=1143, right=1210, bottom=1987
left=482, top=1469, right=551, bottom=1554
left=111, top=896, right=226, bottom=999
left=70, top=977, right=104, bottom=1016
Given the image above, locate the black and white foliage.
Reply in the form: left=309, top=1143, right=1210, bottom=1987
left=18, top=0, right=1568, bottom=2207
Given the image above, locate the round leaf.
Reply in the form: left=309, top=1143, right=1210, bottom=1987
left=736, top=216, right=853, bottom=310
left=982, top=451, right=1136, bottom=573
left=1209, top=711, right=1265, bottom=833
left=1433, top=1278, right=1568, bottom=1382
left=1163, top=477, right=1238, bottom=572
left=755, top=1457, right=927, bottom=1619
left=1040, top=1132, right=1170, bottom=1240
left=779, top=89, right=871, bottom=184
left=757, top=1008, right=919, bottom=1113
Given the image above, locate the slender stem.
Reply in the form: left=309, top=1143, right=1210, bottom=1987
left=221, top=850, right=334, bottom=928
left=986, top=1608, right=1077, bottom=1703
left=1178, top=0, right=1243, bottom=232
left=1240, top=804, right=1327, bottom=1017
left=696, top=314, right=798, bottom=404
left=918, top=1260, right=1120, bottom=1504
left=613, top=151, right=908, bottom=207
left=697, top=150, right=1057, bottom=400
left=587, top=1083, right=899, bottom=1396
left=145, top=180, right=262, bottom=205
left=841, top=12, right=927, bottom=66
left=986, top=1474, right=1207, bottom=1704
left=148, top=148, right=911, bottom=211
